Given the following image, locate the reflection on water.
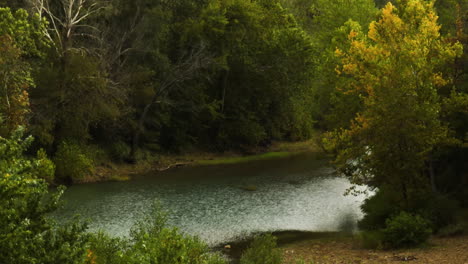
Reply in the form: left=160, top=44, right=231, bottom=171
left=55, top=152, right=368, bottom=246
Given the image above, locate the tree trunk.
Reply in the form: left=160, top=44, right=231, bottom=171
left=221, top=70, right=228, bottom=113
left=130, top=101, right=154, bottom=162
left=429, top=160, right=438, bottom=193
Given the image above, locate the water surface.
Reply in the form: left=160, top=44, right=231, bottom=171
left=55, top=152, right=368, bottom=246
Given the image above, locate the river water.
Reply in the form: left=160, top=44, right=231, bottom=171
left=55, top=152, right=368, bottom=246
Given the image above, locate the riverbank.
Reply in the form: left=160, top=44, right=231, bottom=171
left=220, top=231, right=468, bottom=264
left=81, top=137, right=323, bottom=183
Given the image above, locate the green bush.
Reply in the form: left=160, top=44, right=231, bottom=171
left=436, top=223, right=465, bottom=237
left=421, top=195, right=460, bottom=232
left=359, top=230, right=384, bottom=249
left=358, top=186, right=402, bottom=231
left=0, top=129, right=89, bottom=264
left=35, top=148, right=56, bottom=183
left=240, top=234, right=282, bottom=264
left=87, top=232, right=127, bottom=264
left=54, top=141, right=94, bottom=183
left=382, top=212, right=432, bottom=248
left=89, top=204, right=227, bottom=264
left=108, top=141, right=131, bottom=162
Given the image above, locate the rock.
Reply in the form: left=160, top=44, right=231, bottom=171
left=242, top=185, right=257, bottom=191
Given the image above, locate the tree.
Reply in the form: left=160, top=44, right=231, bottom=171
left=28, top=0, right=124, bottom=145
left=324, top=0, right=462, bottom=205
left=0, top=8, right=48, bottom=136
left=280, top=0, right=379, bottom=130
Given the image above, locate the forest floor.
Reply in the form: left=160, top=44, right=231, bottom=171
left=280, top=233, right=468, bottom=264
left=86, top=136, right=323, bottom=183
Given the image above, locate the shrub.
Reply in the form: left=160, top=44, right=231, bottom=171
left=240, top=234, right=282, bottom=264
left=0, top=129, right=89, bottom=264
left=421, top=195, right=460, bottom=232
left=108, top=141, right=130, bottom=162
left=89, top=204, right=227, bottom=264
left=382, top=212, right=432, bottom=248
left=35, top=148, right=55, bottom=183
left=87, top=233, right=127, bottom=264
left=436, top=223, right=465, bottom=237
left=359, top=230, right=384, bottom=249
left=54, top=141, right=94, bottom=183
left=358, top=186, right=402, bottom=231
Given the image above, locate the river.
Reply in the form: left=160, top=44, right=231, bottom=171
left=54, top=152, right=368, bottom=246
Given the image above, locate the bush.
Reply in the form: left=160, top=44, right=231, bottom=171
left=108, top=141, right=131, bottom=162
left=35, top=148, right=55, bottom=183
left=0, top=129, right=89, bottom=264
left=240, top=234, right=282, bottom=264
left=421, top=195, right=460, bottom=232
left=382, top=212, right=432, bottom=248
left=358, top=186, right=402, bottom=231
left=87, top=233, right=127, bottom=264
left=359, top=230, right=384, bottom=249
left=436, top=223, right=465, bottom=237
left=54, top=141, right=94, bottom=183
left=89, top=204, right=227, bottom=264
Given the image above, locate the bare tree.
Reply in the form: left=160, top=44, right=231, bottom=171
left=29, top=0, right=103, bottom=56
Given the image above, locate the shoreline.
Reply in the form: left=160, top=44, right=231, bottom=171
left=215, top=230, right=468, bottom=264
left=78, top=138, right=324, bottom=184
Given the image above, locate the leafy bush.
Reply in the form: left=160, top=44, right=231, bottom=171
left=35, top=148, right=55, bottom=183
left=359, top=230, right=384, bottom=249
left=240, top=234, right=282, bottom=264
left=89, top=204, right=227, bottom=264
left=421, top=195, right=460, bottom=232
left=0, top=128, right=89, bottom=264
left=87, top=233, right=127, bottom=264
left=54, top=141, right=94, bottom=183
left=358, top=186, right=402, bottom=231
left=382, top=212, right=432, bottom=248
left=108, top=141, right=131, bottom=162
left=436, top=223, right=465, bottom=237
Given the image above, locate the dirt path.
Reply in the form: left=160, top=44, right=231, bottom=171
left=282, top=235, right=468, bottom=264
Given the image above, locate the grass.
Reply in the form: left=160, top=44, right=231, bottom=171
left=89, top=137, right=323, bottom=183
left=196, top=151, right=295, bottom=166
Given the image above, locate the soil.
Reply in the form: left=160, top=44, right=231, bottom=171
left=281, top=234, right=468, bottom=264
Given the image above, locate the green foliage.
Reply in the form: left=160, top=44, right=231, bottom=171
left=54, top=141, right=94, bottom=183
left=0, top=128, right=89, bottom=264
left=108, top=141, right=131, bottom=162
left=240, top=234, right=282, bottom=264
left=382, top=212, right=432, bottom=248
left=0, top=8, right=48, bottom=136
left=32, top=52, right=122, bottom=145
left=0, top=8, right=48, bottom=57
left=35, top=148, right=55, bottom=183
left=87, top=232, right=128, bottom=264
left=324, top=0, right=463, bottom=207
left=358, top=187, right=402, bottom=231
left=420, top=195, right=461, bottom=232
left=359, top=230, right=384, bottom=249
left=87, top=204, right=227, bottom=264
left=436, top=223, right=465, bottom=237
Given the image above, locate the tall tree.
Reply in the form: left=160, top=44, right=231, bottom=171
left=28, top=0, right=123, bottom=145
left=324, top=0, right=462, bottom=204
left=0, top=8, right=48, bottom=136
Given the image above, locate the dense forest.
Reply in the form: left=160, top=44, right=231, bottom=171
left=1, top=0, right=467, bottom=263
